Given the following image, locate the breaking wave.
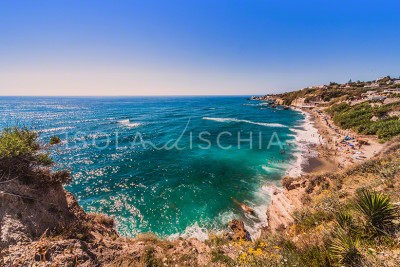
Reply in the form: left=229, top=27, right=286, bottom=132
left=203, top=117, right=286, bottom=128
left=118, top=119, right=142, bottom=128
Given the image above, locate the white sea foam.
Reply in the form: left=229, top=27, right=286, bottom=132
left=118, top=119, right=142, bottom=128
left=258, top=102, right=271, bottom=106
left=243, top=102, right=271, bottom=107
left=286, top=109, right=322, bottom=177
left=168, top=222, right=218, bottom=241
left=203, top=117, right=286, bottom=128
left=261, top=165, right=278, bottom=173
left=175, top=223, right=210, bottom=241
left=261, top=163, right=287, bottom=173
left=167, top=205, right=271, bottom=241
left=37, top=126, right=75, bottom=133
left=240, top=184, right=278, bottom=239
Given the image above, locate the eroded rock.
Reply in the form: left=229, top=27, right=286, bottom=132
left=228, top=219, right=251, bottom=241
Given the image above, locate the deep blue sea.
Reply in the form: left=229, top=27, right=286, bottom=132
left=0, top=96, right=305, bottom=238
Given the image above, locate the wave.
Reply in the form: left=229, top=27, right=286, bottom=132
left=168, top=209, right=236, bottom=241
left=243, top=102, right=270, bottom=107
left=37, top=126, right=75, bottom=133
left=242, top=103, right=258, bottom=106
left=285, top=110, right=322, bottom=177
left=261, top=164, right=287, bottom=173
left=203, top=117, right=286, bottom=128
left=168, top=222, right=212, bottom=241
left=244, top=194, right=270, bottom=239
left=118, top=119, right=142, bottom=128
left=258, top=102, right=271, bottom=106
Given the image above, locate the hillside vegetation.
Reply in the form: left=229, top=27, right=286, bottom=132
left=326, top=102, right=400, bottom=141
left=275, top=76, right=400, bottom=142
left=279, top=76, right=400, bottom=105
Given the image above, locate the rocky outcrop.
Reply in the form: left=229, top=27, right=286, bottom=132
left=290, top=97, right=306, bottom=108
left=0, top=179, right=80, bottom=248
left=228, top=219, right=251, bottom=241
left=275, top=98, right=285, bottom=105
left=266, top=186, right=294, bottom=231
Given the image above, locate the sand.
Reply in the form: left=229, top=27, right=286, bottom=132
left=310, top=108, right=382, bottom=170
left=266, top=107, right=384, bottom=231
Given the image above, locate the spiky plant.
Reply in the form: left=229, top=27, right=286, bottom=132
left=354, top=189, right=397, bottom=235
left=336, top=210, right=355, bottom=232
left=329, top=229, right=362, bottom=266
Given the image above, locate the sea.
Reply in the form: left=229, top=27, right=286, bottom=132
left=0, top=96, right=312, bottom=239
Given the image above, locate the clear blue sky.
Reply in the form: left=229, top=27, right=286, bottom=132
left=0, top=0, right=399, bottom=95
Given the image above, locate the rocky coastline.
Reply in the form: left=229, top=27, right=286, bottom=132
left=1, top=90, right=399, bottom=265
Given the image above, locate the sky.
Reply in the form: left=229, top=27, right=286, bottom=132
left=0, top=0, right=399, bottom=96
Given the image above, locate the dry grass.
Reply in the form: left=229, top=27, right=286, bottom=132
left=89, top=213, right=115, bottom=228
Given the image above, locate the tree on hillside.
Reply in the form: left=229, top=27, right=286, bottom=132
left=0, top=127, right=71, bottom=185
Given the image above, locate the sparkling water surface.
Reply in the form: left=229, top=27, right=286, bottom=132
left=0, top=96, right=304, bottom=237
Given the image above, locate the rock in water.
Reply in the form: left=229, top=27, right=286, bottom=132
left=231, top=198, right=255, bottom=216
left=240, top=203, right=255, bottom=216
left=228, top=220, right=251, bottom=241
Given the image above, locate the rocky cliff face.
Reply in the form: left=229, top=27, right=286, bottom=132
left=0, top=175, right=121, bottom=265
left=290, top=97, right=306, bottom=107
left=0, top=180, right=80, bottom=248
left=274, top=98, right=285, bottom=105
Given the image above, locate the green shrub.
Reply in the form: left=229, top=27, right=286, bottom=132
left=327, top=102, right=400, bottom=140
left=289, top=246, right=331, bottom=267
left=0, top=127, right=49, bottom=161
left=211, top=249, right=233, bottom=265
left=140, top=246, right=162, bottom=267
left=0, top=127, right=52, bottom=175
left=49, top=135, right=61, bottom=145
left=293, top=209, right=334, bottom=232
left=0, top=127, right=71, bottom=184
left=327, top=102, right=350, bottom=115
left=329, top=229, right=362, bottom=266
left=375, top=120, right=400, bottom=140
left=354, top=190, right=397, bottom=235
left=335, top=211, right=355, bottom=232
left=320, top=90, right=347, bottom=102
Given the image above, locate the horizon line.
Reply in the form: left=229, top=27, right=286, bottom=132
left=0, top=94, right=277, bottom=97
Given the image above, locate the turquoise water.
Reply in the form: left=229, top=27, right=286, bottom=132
left=0, top=96, right=304, bottom=237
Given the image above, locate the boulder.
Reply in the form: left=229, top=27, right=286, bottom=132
left=228, top=220, right=251, bottom=241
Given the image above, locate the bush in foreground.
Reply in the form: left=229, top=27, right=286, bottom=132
left=354, top=190, right=397, bottom=235
left=329, top=229, right=362, bottom=266
left=0, top=127, right=70, bottom=185
left=49, top=135, right=61, bottom=145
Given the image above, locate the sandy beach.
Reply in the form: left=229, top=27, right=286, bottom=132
left=310, top=108, right=382, bottom=170
left=266, top=107, right=384, bottom=231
